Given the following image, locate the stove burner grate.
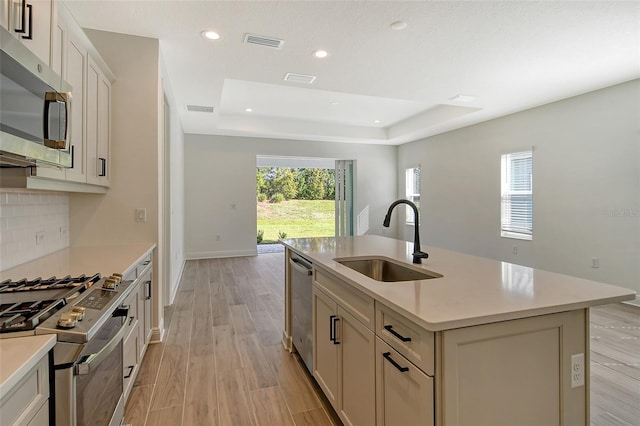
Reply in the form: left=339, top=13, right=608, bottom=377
left=0, top=273, right=102, bottom=293
left=0, top=273, right=102, bottom=333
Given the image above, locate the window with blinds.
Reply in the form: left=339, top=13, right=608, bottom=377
left=501, top=151, right=533, bottom=240
left=405, top=167, right=421, bottom=224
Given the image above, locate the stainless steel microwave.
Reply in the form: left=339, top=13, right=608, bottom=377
left=0, top=25, right=72, bottom=167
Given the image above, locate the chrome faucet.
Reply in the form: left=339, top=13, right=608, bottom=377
left=383, top=199, right=429, bottom=264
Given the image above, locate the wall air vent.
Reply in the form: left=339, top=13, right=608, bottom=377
left=186, top=105, right=214, bottom=113
left=283, top=72, right=317, bottom=84
left=244, top=33, right=284, bottom=49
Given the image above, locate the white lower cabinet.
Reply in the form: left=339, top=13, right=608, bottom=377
left=0, top=352, right=50, bottom=426
left=312, top=284, right=375, bottom=426
left=376, top=338, right=433, bottom=426
left=121, top=250, right=154, bottom=402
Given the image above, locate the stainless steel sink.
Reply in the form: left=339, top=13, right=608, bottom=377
left=334, top=256, right=443, bottom=282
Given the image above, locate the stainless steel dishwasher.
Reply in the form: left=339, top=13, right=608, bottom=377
left=290, top=252, right=313, bottom=372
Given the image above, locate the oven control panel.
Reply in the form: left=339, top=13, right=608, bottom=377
left=36, top=275, right=133, bottom=340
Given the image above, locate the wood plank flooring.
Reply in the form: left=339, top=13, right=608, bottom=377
left=590, top=303, right=640, bottom=426
left=125, top=253, right=640, bottom=426
left=124, top=254, right=337, bottom=426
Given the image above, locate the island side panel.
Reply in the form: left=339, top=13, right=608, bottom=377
left=438, top=309, right=588, bottom=426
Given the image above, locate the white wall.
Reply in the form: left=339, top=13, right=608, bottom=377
left=396, top=79, right=640, bottom=292
left=184, top=135, right=397, bottom=259
left=69, top=31, right=159, bottom=249
left=160, top=51, right=185, bottom=304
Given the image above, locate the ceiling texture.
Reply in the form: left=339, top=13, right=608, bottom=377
left=64, top=0, right=640, bottom=145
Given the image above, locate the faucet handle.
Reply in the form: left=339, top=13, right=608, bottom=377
left=412, top=251, right=429, bottom=264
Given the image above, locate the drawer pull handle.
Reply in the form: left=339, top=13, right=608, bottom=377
left=329, top=315, right=336, bottom=343
left=124, top=365, right=134, bottom=379
left=384, top=325, right=412, bottom=342
left=329, top=315, right=340, bottom=344
left=383, top=352, right=409, bottom=372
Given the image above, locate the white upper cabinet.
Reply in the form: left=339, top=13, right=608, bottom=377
left=4, top=0, right=53, bottom=65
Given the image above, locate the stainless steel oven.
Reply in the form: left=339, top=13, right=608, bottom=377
left=50, top=303, right=128, bottom=426
left=1, top=273, right=135, bottom=426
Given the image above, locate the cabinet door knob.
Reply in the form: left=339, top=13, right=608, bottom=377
left=383, top=352, right=409, bottom=372
left=384, top=325, right=412, bottom=342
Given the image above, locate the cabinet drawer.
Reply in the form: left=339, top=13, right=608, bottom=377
left=376, top=302, right=434, bottom=376
left=136, top=254, right=152, bottom=277
left=376, top=337, right=434, bottom=426
left=0, top=355, right=49, bottom=426
left=314, top=267, right=374, bottom=330
left=123, top=324, right=139, bottom=399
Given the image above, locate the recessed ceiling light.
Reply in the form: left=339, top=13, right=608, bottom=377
left=390, top=21, right=408, bottom=30
left=373, top=120, right=381, bottom=124
left=330, top=101, right=339, bottom=105
left=449, top=94, right=477, bottom=103
left=313, top=50, right=329, bottom=58
left=202, top=30, right=220, bottom=40
left=245, top=108, right=253, bottom=112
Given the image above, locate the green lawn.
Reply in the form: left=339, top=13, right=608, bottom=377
left=257, top=199, right=335, bottom=243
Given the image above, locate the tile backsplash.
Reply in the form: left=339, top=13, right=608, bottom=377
left=0, top=191, right=69, bottom=272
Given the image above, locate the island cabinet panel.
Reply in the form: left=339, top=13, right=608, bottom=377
left=376, top=337, right=434, bottom=426
left=312, top=283, right=376, bottom=426
left=439, top=309, right=588, bottom=426
left=338, top=306, right=375, bottom=426
left=313, top=285, right=339, bottom=406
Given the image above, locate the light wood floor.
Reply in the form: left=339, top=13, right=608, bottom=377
left=124, top=254, right=640, bottom=426
left=590, top=303, right=640, bottom=426
left=124, top=254, right=337, bottom=426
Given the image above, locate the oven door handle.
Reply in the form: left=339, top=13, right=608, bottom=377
left=74, top=314, right=128, bottom=376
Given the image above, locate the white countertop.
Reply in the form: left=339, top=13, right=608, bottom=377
left=281, top=235, right=635, bottom=331
left=0, top=335, right=56, bottom=396
left=0, top=243, right=156, bottom=281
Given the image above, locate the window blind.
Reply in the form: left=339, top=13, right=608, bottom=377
left=501, top=151, right=532, bottom=238
left=405, top=167, right=421, bottom=224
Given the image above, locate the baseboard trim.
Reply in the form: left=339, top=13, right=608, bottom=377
left=282, top=331, right=292, bottom=352
left=169, top=260, right=185, bottom=305
left=185, top=249, right=258, bottom=259
left=622, top=294, right=640, bottom=308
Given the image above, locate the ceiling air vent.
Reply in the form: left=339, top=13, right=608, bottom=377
left=283, top=72, right=317, bottom=84
left=244, top=33, right=284, bottom=49
left=186, top=105, right=214, bottom=113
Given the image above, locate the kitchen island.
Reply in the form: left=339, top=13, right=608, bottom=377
left=281, top=235, right=635, bottom=426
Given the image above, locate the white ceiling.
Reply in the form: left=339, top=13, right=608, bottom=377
left=64, top=1, right=640, bottom=146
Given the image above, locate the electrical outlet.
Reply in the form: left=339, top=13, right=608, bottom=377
left=35, top=231, right=45, bottom=245
left=135, top=208, right=147, bottom=223
left=591, top=257, right=600, bottom=268
left=59, top=226, right=68, bottom=240
left=571, top=353, right=585, bottom=388
left=512, top=246, right=518, bottom=255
